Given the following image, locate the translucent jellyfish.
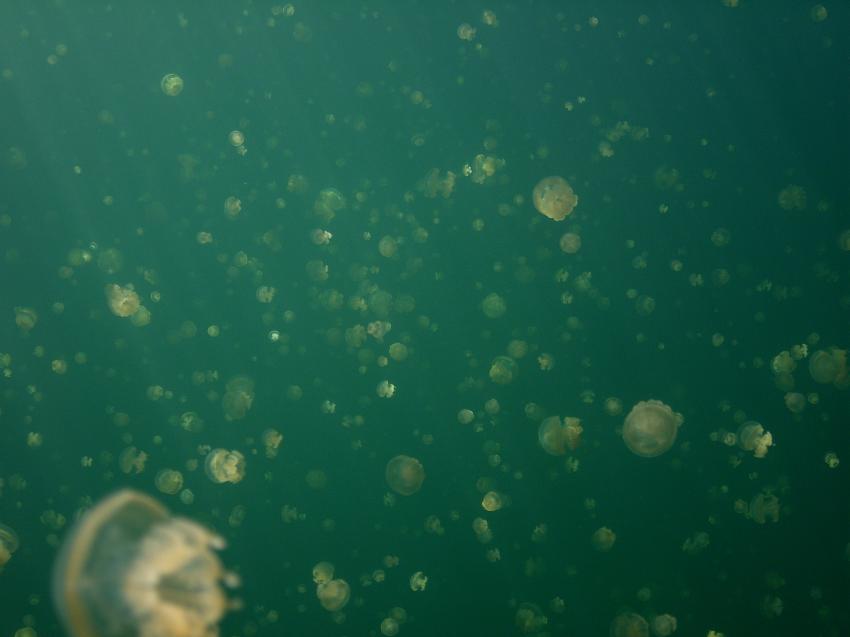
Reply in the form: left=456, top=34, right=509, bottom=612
left=221, top=376, right=255, bottom=421
left=204, top=449, right=246, bottom=484
left=622, top=400, right=683, bottom=458
left=316, top=578, right=350, bottom=611
left=262, top=429, right=283, bottom=458
left=160, top=73, right=184, bottom=96
left=409, top=571, right=428, bottom=591
left=610, top=612, right=649, bottom=637
left=481, top=491, right=506, bottom=512
left=14, top=307, right=38, bottom=332
left=385, top=455, right=425, bottom=495
left=533, top=176, right=578, bottom=221
left=591, top=526, right=616, bottom=552
left=809, top=348, right=848, bottom=387
left=105, top=284, right=140, bottom=318
left=154, top=469, right=184, bottom=495
left=380, top=617, right=399, bottom=636
left=559, top=232, right=582, bottom=254
left=52, top=490, right=233, bottom=637
left=0, top=523, right=19, bottom=568
left=538, top=416, right=583, bottom=455
left=749, top=491, right=780, bottom=524
left=736, top=421, right=773, bottom=458
left=783, top=392, right=806, bottom=414
left=481, top=293, right=507, bottom=318
left=489, top=356, right=518, bottom=385
left=651, top=614, right=677, bottom=636
left=457, top=409, right=475, bottom=425
left=515, top=603, right=548, bottom=634
left=312, top=561, right=334, bottom=584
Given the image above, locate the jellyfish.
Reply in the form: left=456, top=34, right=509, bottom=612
left=481, top=293, right=507, bottom=318
left=316, top=578, right=350, bottom=611
left=312, top=561, right=334, bottom=584
left=538, top=416, right=583, bottom=456
left=610, top=612, right=649, bottom=637
left=533, top=176, right=578, bottom=221
left=380, top=617, right=400, bottom=636
left=0, top=523, right=19, bottom=568
left=385, top=455, right=425, bottom=495
left=105, top=284, right=140, bottom=318
left=489, top=356, right=518, bottom=385
left=409, top=571, right=428, bottom=591
left=651, top=614, right=677, bottom=636
left=622, top=400, right=683, bottom=457
left=221, top=376, right=255, bottom=421
left=809, top=348, right=848, bottom=387
left=591, top=526, right=616, bottom=552
left=736, top=421, right=773, bottom=458
left=204, top=449, right=246, bottom=484
left=52, top=490, right=234, bottom=637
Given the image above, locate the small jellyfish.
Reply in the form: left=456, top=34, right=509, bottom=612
left=481, top=293, right=507, bottom=318
left=221, top=376, right=255, bottom=421
left=312, top=561, right=334, bottom=584
left=489, top=356, right=518, bottom=385
left=591, top=526, right=616, bottom=552
left=622, top=400, right=683, bottom=458
left=736, top=421, right=773, bottom=458
left=160, top=73, right=184, bottom=96
left=204, top=449, right=246, bottom=484
left=0, top=523, right=19, bottom=568
left=481, top=491, right=506, bottom=512
left=380, top=617, right=400, bottom=636
left=154, top=469, right=184, bottom=495
left=538, top=416, right=583, bottom=456
left=610, top=612, right=649, bottom=637
left=14, top=307, right=38, bottom=333
left=52, top=490, right=234, bottom=637
left=533, top=176, right=578, bottom=221
left=386, top=455, right=425, bottom=495
left=409, top=571, right=428, bottom=591
left=559, top=232, right=582, bottom=254
left=316, top=578, right=350, bottom=611
left=651, top=614, right=677, bottom=636
left=105, top=284, right=140, bottom=318
left=809, top=348, right=848, bottom=387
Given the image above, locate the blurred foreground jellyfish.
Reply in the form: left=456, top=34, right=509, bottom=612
left=53, top=489, right=237, bottom=637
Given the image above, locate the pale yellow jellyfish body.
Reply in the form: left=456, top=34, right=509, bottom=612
left=105, top=284, right=140, bottom=318
left=0, top=523, right=19, bottom=568
left=160, top=73, right=184, bottom=96
left=385, top=455, right=425, bottom=495
left=622, top=400, right=683, bottom=457
left=380, top=617, right=400, bottom=636
left=610, top=612, right=649, bottom=637
left=221, top=376, right=255, bottom=420
left=52, top=490, right=233, bottom=637
left=489, top=356, right=518, bottom=385
left=651, top=614, right=677, bottom=636
left=204, top=449, right=246, bottom=484
left=809, top=348, right=848, bottom=387
left=316, top=578, right=350, bottom=611
left=312, top=561, right=334, bottom=585
left=481, top=293, right=507, bottom=318
left=533, top=176, right=578, bottom=221
left=154, top=469, right=184, bottom=495
left=591, top=526, right=616, bottom=552
left=537, top=416, right=583, bottom=455
left=736, top=421, right=773, bottom=458
left=409, top=571, right=428, bottom=591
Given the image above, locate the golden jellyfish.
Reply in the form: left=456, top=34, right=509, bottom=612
left=809, top=348, right=848, bottom=386
left=489, top=355, right=518, bottom=385
left=651, top=614, right=677, bottom=636
left=622, top=400, right=683, bottom=458
left=533, top=176, right=578, bottom=221
left=14, top=307, right=38, bottom=332
left=160, top=73, right=184, bottom=96
left=221, top=376, right=255, bottom=421
left=749, top=491, right=780, bottom=524
left=52, top=490, right=234, bottom=637
left=385, top=455, right=425, bottom=495
left=591, top=526, right=616, bottom=552
left=262, top=429, right=283, bottom=458
left=610, top=612, right=649, bottom=637
left=204, top=449, right=246, bottom=484
left=105, top=284, right=140, bottom=318
left=380, top=617, right=399, bottom=636
left=783, top=392, right=806, bottom=414
left=0, top=523, right=19, bottom=568
left=559, top=232, right=582, bottom=254
left=736, top=421, right=773, bottom=458
left=409, top=571, right=428, bottom=591
left=515, top=603, right=548, bottom=634
left=312, top=561, right=334, bottom=584
left=481, top=491, right=506, bottom=512
left=154, top=469, right=184, bottom=495
left=316, top=578, right=350, bottom=611
left=481, top=292, right=507, bottom=318
left=538, top=416, right=583, bottom=455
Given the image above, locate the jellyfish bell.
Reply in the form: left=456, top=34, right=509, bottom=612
left=622, top=400, right=683, bottom=458
left=610, top=612, right=650, bottom=637
left=385, top=454, right=425, bottom=495
left=52, top=489, right=235, bottom=637
left=0, top=523, right=19, bottom=567
left=316, top=578, right=350, bottom=611
left=538, top=416, right=583, bottom=456
left=533, top=176, right=578, bottom=221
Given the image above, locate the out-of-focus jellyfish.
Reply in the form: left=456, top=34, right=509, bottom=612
left=385, top=455, right=425, bottom=495
left=154, top=469, right=184, bottom=495
left=538, top=416, right=583, bottom=455
left=0, top=523, right=19, bottom=568
left=559, top=232, right=582, bottom=254
left=651, top=614, right=677, bottom=636
left=622, top=400, right=683, bottom=457
left=783, top=392, right=806, bottom=414
left=316, top=578, right=350, bottom=611
left=160, top=73, right=184, bottom=96
left=736, top=421, right=773, bottom=458
left=312, top=561, right=334, bottom=584
left=809, top=348, right=848, bottom=387
left=105, top=284, right=140, bottom=318
left=610, top=612, right=649, bottom=637
left=262, top=429, right=283, bottom=458
left=749, top=491, right=780, bottom=524
left=489, top=356, right=518, bottom=385
left=221, top=376, right=255, bottom=421
left=481, top=293, right=507, bottom=318
left=515, top=603, right=548, bottom=634
left=52, top=490, right=234, bottom=637
left=409, top=571, right=428, bottom=591
left=481, top=491, right=506, bottom=512
left=533, top=176, right=578, bottom=221
left=204, top=449, right=246, bottom=484
left=14, top=307, right=38, bottom=333
left=591, top=526, right=616, bottom=552
left=118, top=447, right=148, bottom=474
left=380, top=617, right=399, bottom=636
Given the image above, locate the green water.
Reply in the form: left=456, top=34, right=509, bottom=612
left=0, top=2, right=848, bottom=636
